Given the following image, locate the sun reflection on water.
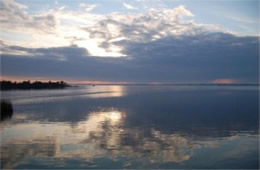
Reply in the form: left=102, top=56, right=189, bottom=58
left=1, top=85, right=127, bottom=105
left=86, top=85, right=127, bottom=98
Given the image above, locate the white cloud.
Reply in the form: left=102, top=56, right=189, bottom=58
left=78, top=5, right=200, bottom=56
left=0, top=1, right=230, bottom=58
left=123, top=3, right=137, bottom=10
left=1, top=0, right=27, bottom=9
left=174, top=5, right=194, bottom=17
left=0, top=0, right=57, bottom=34
left=79, top=3, right=98, bottom=12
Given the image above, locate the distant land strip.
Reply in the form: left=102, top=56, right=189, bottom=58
left=81, top=83, right=259, bottom=86
left=1, top=80, right=259, bottom=90
left=0, top=80, right=70, bottom=90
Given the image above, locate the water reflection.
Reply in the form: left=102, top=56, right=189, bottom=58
left=1, top=108, right=259, bottom=169
left=1, top=137, right=59, bottom=169
left=1, top=85, right=127, bottom=105
left=86, top=85, right=127, bottom=98
left=73, top=109, right=193, bottom=163
left=0, top=85, right=259, bottom=169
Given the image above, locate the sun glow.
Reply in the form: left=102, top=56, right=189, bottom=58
left=76, top=39, right=126, bottom=57
left=212, top=79, right=236, bottom=84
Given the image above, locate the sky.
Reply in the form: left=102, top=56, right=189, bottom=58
left=0, top=0, right=259, bottom=84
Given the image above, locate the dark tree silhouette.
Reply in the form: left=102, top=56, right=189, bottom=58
left=1, top=100, right=13, bottom=121
left=0, top=80, right=70, bottom=90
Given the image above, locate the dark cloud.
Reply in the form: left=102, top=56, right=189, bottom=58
left=0, top=43, right=89, bottom=60
left=1, top=32, right=259, bottom=83
left=119, top=32, right=259, bottom=82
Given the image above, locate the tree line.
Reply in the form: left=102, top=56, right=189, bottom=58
left=0, top=80, right=70, bottom=90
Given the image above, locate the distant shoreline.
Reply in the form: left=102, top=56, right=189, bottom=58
left=1, top=80, right=258, bottom=90
left=0, top=80, right=70, bottom=90
left=78, top=83, right=259, bottom=86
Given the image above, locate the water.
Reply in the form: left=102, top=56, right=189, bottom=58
left=0, top=85, right=259, bottom=169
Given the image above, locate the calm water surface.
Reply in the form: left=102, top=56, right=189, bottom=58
left=0, top=85, right=259, bottom=169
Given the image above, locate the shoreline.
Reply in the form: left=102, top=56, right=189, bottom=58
left=0, top=80, right=70, bottom=90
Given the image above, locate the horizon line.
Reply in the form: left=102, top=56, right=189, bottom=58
left=1, top=80, right=259, bottom=86
left=0, top=76, right=258, bottom=85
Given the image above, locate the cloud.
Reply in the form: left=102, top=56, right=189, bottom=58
left=1, top=32, right=259, bottom=83
left=174, top=5, right=193, bottom=17
left=1, top=43, right=89, bottom=60
left=123, top=3, right=137, bottom=10
left=79, top=5, right=199, bottom=56
left=0, top=0, right=57, bottom=34
left=79, top=3, right=98, bottom=12
left=0, top=1, right=259, bottom=83
left=0, top=2, right=221, bottom=57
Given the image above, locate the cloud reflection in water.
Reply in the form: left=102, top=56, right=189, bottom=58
left=1, top=105, right=259, bottom=169
left=1, top=108, right=202, bottom=168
